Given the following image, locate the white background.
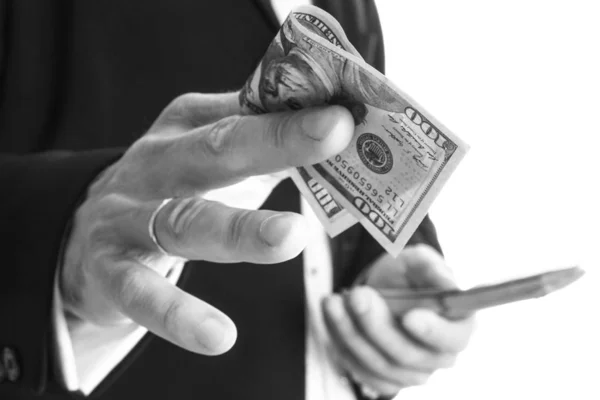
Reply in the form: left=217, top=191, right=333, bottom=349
left=375, top=0, right=599, bottom=399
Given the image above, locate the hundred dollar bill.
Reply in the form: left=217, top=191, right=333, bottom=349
left=290, top=166, right=356, bottom=237
left=239, top=5, right=358, bottom=236
left=240, top=5, right=469, bottom=256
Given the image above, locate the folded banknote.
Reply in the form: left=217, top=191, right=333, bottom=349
left=240, top=5, right=468, bottom=256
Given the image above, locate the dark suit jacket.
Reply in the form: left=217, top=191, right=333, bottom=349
left=0, top=1, right=441, bottom=399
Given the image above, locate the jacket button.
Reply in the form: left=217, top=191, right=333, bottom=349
left=2, top=347, right=20, bottom=382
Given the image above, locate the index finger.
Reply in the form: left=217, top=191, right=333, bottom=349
left=169, top=105, right=355, bottom=190
left=149, top=92, right=241, bottom=135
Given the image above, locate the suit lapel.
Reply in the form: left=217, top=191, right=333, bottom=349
left=331, top=224, right=364, bottom=290
left=252, top=0, right=280, bottom=32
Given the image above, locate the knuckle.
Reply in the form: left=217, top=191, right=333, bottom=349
left=225, top=209, right=253, bottom=250
left=87, top=219, right=113, bottom=248
left=95, top=193, right=132, bottom=217
left=87, top=194, right=138, bottom=247
left=135, top=135, right=169, bottom=161
left=201, top=115, right=241, bottom=156
left=155, top=93, right=201, bottom=130
left=162, top=298, right=184, bottom=335
left=170, top=93, right=199, bottom=115
left=114, top=267, right=146, bottom=309
left=162, top=197, right=209, bottom=249
left=264, top=113, right=292, bottom=150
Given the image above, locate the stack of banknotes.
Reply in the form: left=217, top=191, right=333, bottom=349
left=239, top=5, right=468, bottom=257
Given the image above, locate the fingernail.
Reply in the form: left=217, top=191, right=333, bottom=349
left=300, top=106, right=350, bottom=141
left=195, top=317, right=232, bottom=354
left=259, top=214, right=294, bottom=247
left=349, top=287, right=371, bottom=315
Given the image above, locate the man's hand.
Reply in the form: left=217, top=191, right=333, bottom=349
left=322, top=245, right=475, bottom=396
left=61, top=92, right=354, bottom=356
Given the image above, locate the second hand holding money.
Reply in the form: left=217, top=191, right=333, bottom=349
left=322, top=245, right=475, bottom=396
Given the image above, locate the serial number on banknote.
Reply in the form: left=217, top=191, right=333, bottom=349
left=330, top=154, right=404, bottom=215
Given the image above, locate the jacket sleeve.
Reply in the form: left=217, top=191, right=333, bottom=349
left=0, top=149, right=122, bottom=395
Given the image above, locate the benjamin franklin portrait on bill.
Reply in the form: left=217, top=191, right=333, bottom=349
left=240, top=15, right=405, bottom=124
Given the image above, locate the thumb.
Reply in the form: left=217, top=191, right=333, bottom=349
left=401, top=244, right=457, bottom=290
